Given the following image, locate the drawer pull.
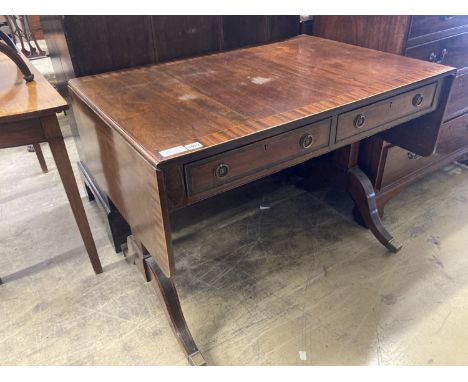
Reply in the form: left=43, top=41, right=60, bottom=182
left=407, top=152, right=421, bottom=160
left=412, top=93, right=424, bottom=107
left=300, top=133, right=315, bottom=149
left=440, top=16, right=454, bottom=21
left=353, top=114, right=366, bottom=129
left=214, top=163, right=229, bottom=179
left=428, top=48, right=448, bottom=64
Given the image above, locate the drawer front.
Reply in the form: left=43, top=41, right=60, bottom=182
left=409, top=16, right=468, bottom=39
left=405, top=32, right=468, bottom=69
left=185, top=118, right=331, bottom=196
left=336, top=82, right=438, bottom=142
left=445, top=72, right=468, bottom=120
left=381, top=145, right=440, bottom=188
left=437, top=112, right=468, bottom=155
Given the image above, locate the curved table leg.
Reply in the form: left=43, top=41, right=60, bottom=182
left=145, top=256, right=206, bottom=366
left=126, top=236, right=205, bottom=365
left=347, top=166, right=402, bottom=253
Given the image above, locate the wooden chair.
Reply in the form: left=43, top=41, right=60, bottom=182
left=0, top=30, right=48, bottom=174
left=5, top=15, right=46, bottom=59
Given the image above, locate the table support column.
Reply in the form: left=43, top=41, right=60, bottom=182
left=299, top=142, right=402, bottom=253
left=347, top=166, right=402, bottom=253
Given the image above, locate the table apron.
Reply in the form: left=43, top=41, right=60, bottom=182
left=0, top=118, right=45, bottom=149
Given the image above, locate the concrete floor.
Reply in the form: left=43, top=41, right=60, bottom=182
left=2, top=52, right=468, bottom=366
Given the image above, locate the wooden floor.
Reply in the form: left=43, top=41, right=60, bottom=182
left=1, top=52, right=468, bottom=365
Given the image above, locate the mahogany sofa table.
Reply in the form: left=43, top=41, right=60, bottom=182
left=68, top=35, right=455, bottom=365
left=0, top=52, right=102, bottom=280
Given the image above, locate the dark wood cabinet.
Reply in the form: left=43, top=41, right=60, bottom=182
left=314, top=15, right=468, bottom=213
left=41, top=16, right=300, bottom=90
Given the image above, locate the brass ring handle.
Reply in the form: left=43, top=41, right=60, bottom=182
left=407, top=152, right=421, bottom=160
left=412, top=93, right=424, bottom=107
left=300, top=133, right=315, bottom=149
left=353, top=114, right=366, bottom=129
left=428, top=48, right=448, bottom=64
left=214, top=163, right=229, bottom=179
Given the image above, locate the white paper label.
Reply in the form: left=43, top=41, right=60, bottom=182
left=159, top=145, right=188, bottom=157
left=184, top=142, right=203, bottom=150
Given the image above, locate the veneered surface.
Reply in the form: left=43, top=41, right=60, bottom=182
left=68, top=35, right=453, bottom=165
left=0, top=52, right=67, bottom=122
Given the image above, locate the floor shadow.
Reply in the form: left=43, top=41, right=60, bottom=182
left=0, top=237, right=109, bottom=284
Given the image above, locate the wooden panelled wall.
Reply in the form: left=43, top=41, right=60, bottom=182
left=41, top=16, right=299, bottom=84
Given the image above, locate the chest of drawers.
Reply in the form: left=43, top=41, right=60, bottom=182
left=314, top=15, right=468, bottom=214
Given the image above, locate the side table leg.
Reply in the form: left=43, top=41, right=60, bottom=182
left=32, top=143, right=48, bottom=173
left=347, top=166, right=402, bottom=253
left=41, top=115, right=103, bottom=274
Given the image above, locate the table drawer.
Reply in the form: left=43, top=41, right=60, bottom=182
left=409, top=16, right=468, bottom=39
left=185, top=118, right=331, bottom=196
left=437, top=112, right=468, bottom=155
left=405, top=32, right=468, bottom=69
left=381, top=145, right=440, bottom=189
left=445, top=72, right=468, bottom=121
left=336, top=82, right=438, bottom=142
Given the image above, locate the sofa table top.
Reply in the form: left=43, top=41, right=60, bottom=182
left=68, top=34, right=454, bottom=165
